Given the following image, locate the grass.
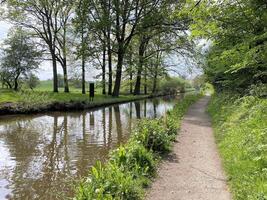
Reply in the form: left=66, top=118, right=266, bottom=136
left=74, top=94, right=200, bottom=200
left=0, top=88, right=150, bottom=114
left=0, top=89, right=20, bottom=103
left=0, top=87, right=146, bottom=105
left=0, top=80, right=104, bottom=104
left=208, top=93, right=267, bottom=200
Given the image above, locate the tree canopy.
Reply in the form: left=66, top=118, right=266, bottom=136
left=190, top=0, right=267, bottom=93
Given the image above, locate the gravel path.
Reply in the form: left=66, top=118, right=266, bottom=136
left=146, top=96, right=232, bottom=200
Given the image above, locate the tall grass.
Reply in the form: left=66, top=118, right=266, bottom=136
left=74, top=95, right=200, bottom=200
left=208, top=93, right=267, bottom=200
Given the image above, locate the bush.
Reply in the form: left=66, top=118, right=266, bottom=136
left=159, top=77, right=187, bottom=94
left=133, top=119, right=172, bottom=153
left=75, top=162, right=142, bottom=200
left=110, top=142, right=157, bottom=184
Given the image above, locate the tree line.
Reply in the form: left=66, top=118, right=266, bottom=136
left=0, top=0, right=195, bottom=96
left=190, top=0, right=267, bottom=95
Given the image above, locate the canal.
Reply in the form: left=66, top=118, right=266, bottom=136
left=0, top=96, right=179, bottom=199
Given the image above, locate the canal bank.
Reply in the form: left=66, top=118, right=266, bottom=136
left=0, top=93, right=172, bottom=116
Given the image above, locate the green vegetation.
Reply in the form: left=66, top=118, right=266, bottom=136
left=0, top=87, right=152, bottom=115
left=159, top=77, right=193, bottom=94
left=192, top=1, right=267, bottom=198
left=0, top=27, right=41, bottom=91
left=190, top=0, right=267, bottom=93
left=208, top=93, right=267, bottom=200
left=0, top=75, right=196, bottom=114
left=0, top=81, right=131, bottom=103
left=75, top=94, right=200, bottom=200
left=2, top=0, right=194, bottom=96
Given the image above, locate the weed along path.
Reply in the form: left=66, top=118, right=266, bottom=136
left=146, top=96, right=232, bottom=200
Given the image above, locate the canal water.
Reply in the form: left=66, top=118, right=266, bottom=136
left=0, top=96, right=179, bottom=200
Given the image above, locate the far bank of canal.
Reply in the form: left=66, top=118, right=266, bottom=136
left=0, top=95, right=182, bottom=200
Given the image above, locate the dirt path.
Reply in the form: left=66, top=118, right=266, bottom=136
left=146, top=96, right=232, bottom=200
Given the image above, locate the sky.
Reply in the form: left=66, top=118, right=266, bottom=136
left=0, top=20, right=100, bottom=81
left=0, top=21, right=55, bottom=80
left=0, top=21, right=10, bottom=39
left=0, top=20, right=202, bottom=81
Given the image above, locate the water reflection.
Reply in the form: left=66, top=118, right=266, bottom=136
left=0, top=96, right=179, bottom=200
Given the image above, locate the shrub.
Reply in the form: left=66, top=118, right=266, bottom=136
left=159, top=78, right=186, bottom=94
left=133, top=119, right=172, bottom=153
left=110, top=142, right=157, bottom=179
left=75, top=162, right=143, bottom=200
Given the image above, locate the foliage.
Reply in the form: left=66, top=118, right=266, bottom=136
left=159, top=77, right=190, bottom=94
left=133, top=119, right=172, bottom=153
left=110, top=142, right=157, bottom=185
left=208, top=93, right=267, bottom=200
left=248, top=83, right=267, bottom=97
left=0, top=28, right=41, bottom=91
left=190, top=0, right=267, bottom=93
left=24, top=73, right=40, bottom=90
left=75, top=94, right=200, bottom=200
left=3, top=0, right=197, bottom=96
left=75, top=162, right=143, bottom=200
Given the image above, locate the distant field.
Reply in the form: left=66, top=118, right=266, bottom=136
left=0, top=79, right=143, bottom=105
left=36, top=80, right=93, bottom=93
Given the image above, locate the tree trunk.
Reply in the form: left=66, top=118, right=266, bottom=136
left=152, top=70, right=158, bottom=94
left=107, top=34, right=112, bottom=95
left=130, top=66, right=133, bottom=94
left=62, top=23, right=69, bottom=93
left=81, top=23, right=86, bottom=94
left=82, top=55, right=86, bottom=94
left=112, top=46, right=124, bottom=97
left=102, top=43, right=106, bottom=95
left=134, top=40, right=146, bottom=95
left=62, top=60, right=69, bottom=93
left=14, top=73, right=20, bottom=91
left=51, top=51, right=58, bottom=93
left=107, top=0, right=112, bottom=95
left=152, top=52, right=160, bottom=94
left=144, top=66, right=147, bottom=95
left=5, top=80, right=12, bottom=89
left=14, top=81, right=18, bottom=91
left=129, top=52, right=133, bottom=94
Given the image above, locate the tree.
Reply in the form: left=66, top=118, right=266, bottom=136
left=4, top=0, right=58, bottom=92
left=54, top=0, right=75, bottom=93
left=111, top=0, right=166, bottom=97
left=4, top=0, right=75, bottom=93
left=74, top=0, right=90, bottom=94
left=25, top=73, right=40, bottom=90
left=79, top=0, right=114, bottom=95
left=0, top=28, right=41, bottom=91
left=190, top=0, right=267, bottom=92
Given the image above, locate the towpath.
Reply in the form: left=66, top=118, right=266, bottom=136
left=146, top=96, right=232, bottom=200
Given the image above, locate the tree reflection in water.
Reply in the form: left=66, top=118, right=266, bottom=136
left=0, top=96, right=178, bottom=200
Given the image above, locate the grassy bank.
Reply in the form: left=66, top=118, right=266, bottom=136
left=0, top=88, right=106, bottom=104
left=74, top=94, right=200, bottom=200
left=208, top=93, right=267, bottom=200
left=0, top=88, right=153, bottom=115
